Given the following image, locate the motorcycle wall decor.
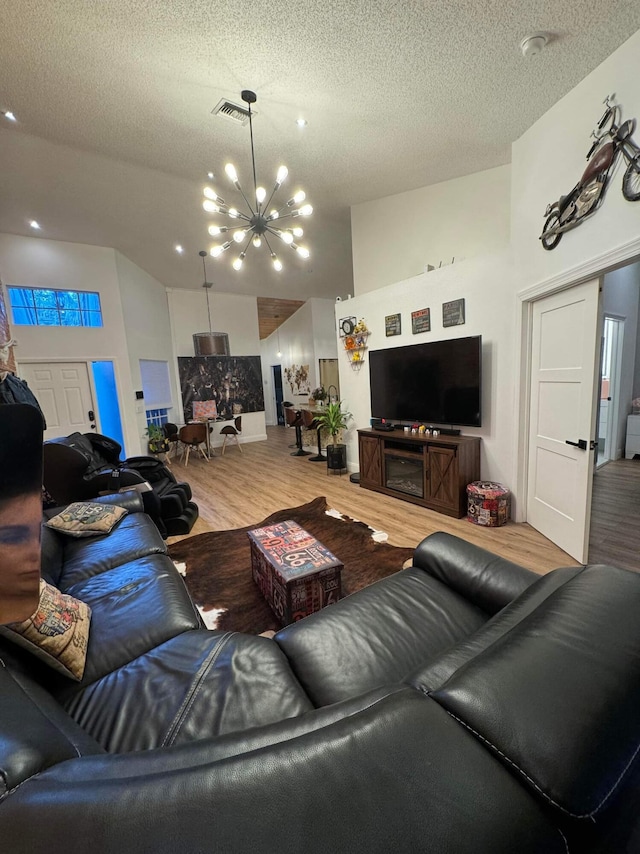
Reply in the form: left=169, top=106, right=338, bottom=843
left=540, top=96, right=640, bottom=250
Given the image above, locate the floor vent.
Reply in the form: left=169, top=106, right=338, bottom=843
left=211, top=99, right=254, bottom=125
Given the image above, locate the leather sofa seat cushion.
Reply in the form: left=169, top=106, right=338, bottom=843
left=58, top=556, right=202, bottom=687
left=431, top=565, right=640, bottom=819
left=275, top=566, right=488, bottom=707
left=7, top=689, right=567, bottom=854
left=60, top=631, right=314, bottom=753
left=57, top=513, right=167, bottom=589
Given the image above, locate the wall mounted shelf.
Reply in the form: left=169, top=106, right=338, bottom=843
left=344, top=331, right=369, bottom=370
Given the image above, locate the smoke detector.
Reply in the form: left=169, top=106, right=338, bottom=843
left=520, top=33, right=547, bottom=58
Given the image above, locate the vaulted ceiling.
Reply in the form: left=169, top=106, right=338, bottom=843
left=2, top=2, right=639, bottom=308
left=256, top=298, right=305, bottom=340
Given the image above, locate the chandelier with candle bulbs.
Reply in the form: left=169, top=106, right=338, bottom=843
left=202, top=90, right=312, bottom=272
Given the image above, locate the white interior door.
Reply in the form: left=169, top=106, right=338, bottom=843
left=19, top=361, right=95, bottom=440
left=527, top=279, right=600, bottom=563
left=603, top=317, right=624, bottom=463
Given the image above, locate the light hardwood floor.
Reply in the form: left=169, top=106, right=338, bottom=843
left=167, top=426, right=579, bottom=575
left=589, top=458, right=640, bottom=572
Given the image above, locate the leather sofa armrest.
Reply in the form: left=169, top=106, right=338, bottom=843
left=91, top=491, right=146, bottom=514
left=42, top=492, right=146, bottom=519
left=0, top=688, right=565, bottom=854
left=412, top=532, right=540, bottom=615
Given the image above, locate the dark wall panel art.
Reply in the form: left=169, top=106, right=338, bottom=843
left=178, top=356, right=264, bottom=422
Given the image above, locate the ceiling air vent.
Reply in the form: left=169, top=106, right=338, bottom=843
left=211, top=99, right=254, bottom=126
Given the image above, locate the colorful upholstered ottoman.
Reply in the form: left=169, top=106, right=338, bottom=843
left=248, top=520, right=343, bottom=625
left=466, top=481, right=510, bottom=527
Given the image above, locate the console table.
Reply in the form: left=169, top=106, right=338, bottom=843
left=358, top=428, right=481, bottom=518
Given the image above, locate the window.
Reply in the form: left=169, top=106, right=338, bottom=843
left=7, top=286, right=103, bottom=327
left=139, top=360, right=173, bottom=428
left=146, top=408, right=170, bottom=428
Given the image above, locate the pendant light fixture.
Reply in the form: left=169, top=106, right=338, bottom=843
left=192, top=250, right=230, bottom=356
left=202, top=90, right=312, bottom=273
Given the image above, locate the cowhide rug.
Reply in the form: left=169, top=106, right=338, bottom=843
left=168, top=496, right=415, bottom=634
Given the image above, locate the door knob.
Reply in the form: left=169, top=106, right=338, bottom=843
left=566, top=439, right=587, bottom=450
left=565, top=439, right=596, bottom=451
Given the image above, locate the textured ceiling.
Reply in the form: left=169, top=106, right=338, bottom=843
left=1, top=1, right=640, bottom=301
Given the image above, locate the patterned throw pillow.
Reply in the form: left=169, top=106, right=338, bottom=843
left=46, top=501, right=127, bottom=538
left=0, top=580, right=91, bottom=680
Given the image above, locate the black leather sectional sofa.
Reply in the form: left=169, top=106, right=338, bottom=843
left=1, top=495, right=640, bottom=853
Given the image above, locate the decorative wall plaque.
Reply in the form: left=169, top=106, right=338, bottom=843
left=385, top=313, right=402, bottom=337
left=442, top=299, right=465, bottom=328
left=411, top=308, right=431, bottom=334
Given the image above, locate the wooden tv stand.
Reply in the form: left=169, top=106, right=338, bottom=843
left=358, top=428, right=480, bottom=518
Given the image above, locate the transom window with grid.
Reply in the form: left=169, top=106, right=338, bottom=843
left=7, top=286, right=103, bottom=327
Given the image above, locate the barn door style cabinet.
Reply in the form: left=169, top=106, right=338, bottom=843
left=358, top=429, right=481, bottom=518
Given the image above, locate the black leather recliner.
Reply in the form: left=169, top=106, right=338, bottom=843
left=42, top=431, right=198, bottom=537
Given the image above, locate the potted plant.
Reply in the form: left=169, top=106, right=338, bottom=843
left=314, top=401, right=351, bottom=472
left=146, top=424, right=170, bottom=455
left=310, top=386, right=327, bottom=406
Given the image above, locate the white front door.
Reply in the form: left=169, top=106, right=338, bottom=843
left=19, top=361, right=96, bottom=440
left=527, top=279, right=600, bottom=563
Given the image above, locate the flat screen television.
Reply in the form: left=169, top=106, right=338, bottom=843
left=369, top=335, right=482, bottom=427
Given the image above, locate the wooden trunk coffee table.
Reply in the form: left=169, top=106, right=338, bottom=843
left=248, top=520, right=343, bottom=626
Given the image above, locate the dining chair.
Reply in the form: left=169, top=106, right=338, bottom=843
left=220, top=416, right=242, bottom=455
left=178, top=423, right=209, bottom=466
left=162, top=422, right=181, bottom=459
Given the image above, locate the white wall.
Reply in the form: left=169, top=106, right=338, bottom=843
left=338, top=252, right=518, bottom=496
left=115, top=251, right=179, bottom=448
left=351, top=164, right=511, bottom=295
left=168, top=289, right=261, bottom=359
left=0, top=233, right=140, bottom=454
left=345, top=28, right=640, bottom=529
left=511, top=29, right=640, bottom=289
left=603, top=263, right=640, bottom=457
left=167, top=287, right=266, bottom=445
left=311, top=299, right=341, bottom=361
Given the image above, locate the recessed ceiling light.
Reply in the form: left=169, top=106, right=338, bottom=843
left=296, top=118, right=307, bottom=128
left=175, top=244, right=184, bottom=254
left=29, top=220, right=41, bottom=230
left=3, top=111, right=17, bottom=122
left=207, top=172, right=214, bottom=179
left=520, top=33, right=547, bottom=58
